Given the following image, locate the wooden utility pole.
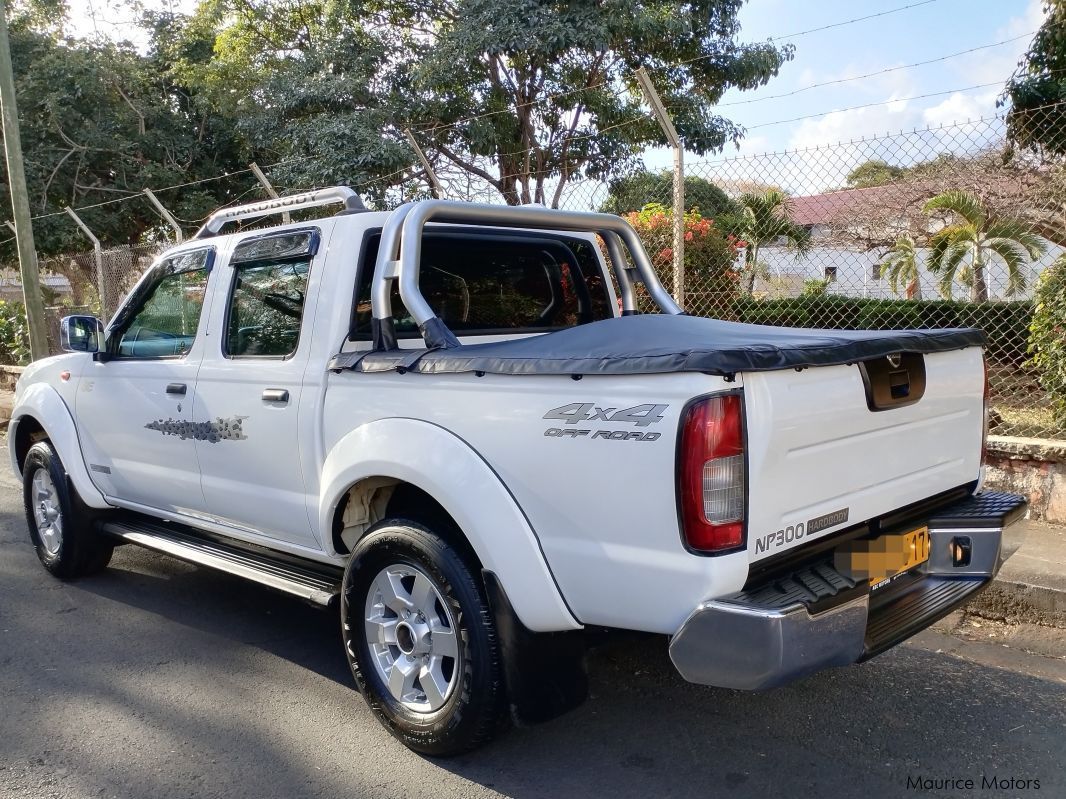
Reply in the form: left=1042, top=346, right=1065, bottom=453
left=635, top=67, right=685, bottom=309
left=0, top=0, right=47, bottom=359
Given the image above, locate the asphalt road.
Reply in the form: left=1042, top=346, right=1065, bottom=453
left=2, top=454, right=1065, bottom=798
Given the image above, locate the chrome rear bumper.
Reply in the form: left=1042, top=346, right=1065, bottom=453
left=668, top=491, right=1026, bottom=691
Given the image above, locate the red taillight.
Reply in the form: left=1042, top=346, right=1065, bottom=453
left=679, top=394, right=746, bottom=553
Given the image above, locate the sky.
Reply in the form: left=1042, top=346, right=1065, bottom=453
left=62, top=0, right=1047, bottom=196
left=642, top=0, right=1046, bottom=191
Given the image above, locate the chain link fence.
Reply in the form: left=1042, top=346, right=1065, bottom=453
left=5, top=107, right=1063, bottom=441
left=553, top=109, right=1065, bottom=442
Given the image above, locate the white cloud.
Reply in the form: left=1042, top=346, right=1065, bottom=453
left=922, top=89, right=1000, bottom=127
left=949, top=0, right=1046, bottom=87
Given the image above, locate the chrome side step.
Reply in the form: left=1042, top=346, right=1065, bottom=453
left=100, top=516, right=343, bottom=606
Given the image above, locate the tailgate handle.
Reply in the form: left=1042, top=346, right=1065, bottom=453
left=859, top=353, right=926, bottom=411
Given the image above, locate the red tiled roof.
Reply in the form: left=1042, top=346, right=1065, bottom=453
left=788, top=184, right=917, bottom=226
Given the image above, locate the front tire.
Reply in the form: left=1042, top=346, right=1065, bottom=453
left=341, top=520, right=506, bottom=756
left=22, top=441, right=113, bottom=579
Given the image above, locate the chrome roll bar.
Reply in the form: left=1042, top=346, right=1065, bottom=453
left=194, top=186, right=365, bottom=238
left=370, top=200, right=682, bottom=350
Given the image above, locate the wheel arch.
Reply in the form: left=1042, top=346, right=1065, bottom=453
left=319, top=417, right=580, bottom=633
left=9, top=383, right=111, bottom=509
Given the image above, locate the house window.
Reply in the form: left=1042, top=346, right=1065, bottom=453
left=824, top=266, right=838, bottom=283
left=870, top=263, right=882, bottom=280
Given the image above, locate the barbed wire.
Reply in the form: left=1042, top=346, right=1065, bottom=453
left=717, top=31, right=1035, bottom=108
left=769, top=0, right=942, bottom=41
left=407, top=0, right=953, bottom=135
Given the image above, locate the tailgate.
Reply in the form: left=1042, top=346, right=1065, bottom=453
left=743, top=347, right=985, bottom=562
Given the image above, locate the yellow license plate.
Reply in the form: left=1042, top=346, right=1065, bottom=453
left=835, top=526, right=931, bottom=588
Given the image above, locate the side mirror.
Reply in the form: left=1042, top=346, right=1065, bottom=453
left=60, top=315, right=104, bottom=353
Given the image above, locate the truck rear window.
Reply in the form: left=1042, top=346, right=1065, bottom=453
left=350, top=231, right=613, bottom=339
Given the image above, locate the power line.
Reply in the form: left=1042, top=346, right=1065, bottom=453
left=745, top=82, right=1004, bottom=131
left=718, top=31, right=1036, bottom=108
left=770, top=0, right=941, bottom=41
left=409, top=0, right=944, bottom=137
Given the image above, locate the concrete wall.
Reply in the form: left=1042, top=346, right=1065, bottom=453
left=985, top=436, right=1066, bottom=525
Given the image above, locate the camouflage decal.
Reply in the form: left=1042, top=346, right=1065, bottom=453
left=145, top=416, right=248, bottom=443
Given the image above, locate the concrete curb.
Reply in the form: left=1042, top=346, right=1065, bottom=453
left=969, top=579, right=1066, bottom=628
left=971, top=520, right=1066, bottom=628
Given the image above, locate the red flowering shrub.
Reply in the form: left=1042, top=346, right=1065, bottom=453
left=624, top=203, right=742, bottom=311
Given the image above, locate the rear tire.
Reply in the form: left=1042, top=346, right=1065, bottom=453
left=22, top=441, right=113, bottom=579
left=341, top=520, right=506, bottom=756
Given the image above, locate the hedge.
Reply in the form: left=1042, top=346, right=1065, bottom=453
left=722, top=296, right=1034, bottom=365
left=1029, top=256, right=1066, bottom=427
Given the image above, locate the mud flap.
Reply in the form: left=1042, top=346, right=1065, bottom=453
left=482, top=570, right=588, bottom=724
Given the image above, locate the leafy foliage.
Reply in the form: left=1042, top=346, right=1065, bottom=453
left=624, top=203, right=741, bottom=302
left=922, top=190, right=1045, bottom=301
left=800, top=278, right=829, bottom=297
left=1029, top=254, right=1066, bottom=428
left=1004, top=0, right=1066, bottom=155
left=879, top=235, right=922, bottom=298
left=845, top=159, right=905, bottom=188
left=190, top=0, right=792, bottom=206
left=717, top=189, right=811, bottom=294
left=1, top=11, right=246, bottom=261
left=0, top=300, right=30, bottom=366
left=600, top=170, right=736, bottom=216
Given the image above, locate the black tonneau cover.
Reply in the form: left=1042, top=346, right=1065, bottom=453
left=332, top=315, right=985, bottom=377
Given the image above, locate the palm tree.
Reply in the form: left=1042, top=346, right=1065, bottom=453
left=720, top=189, right=811, bottom=294
left=879, top=235, right=922, bottom=299
left=923, top=190, right=1045, bottom=302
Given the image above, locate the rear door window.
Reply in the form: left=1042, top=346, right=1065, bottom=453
left=351, top=232, right=612, bottom=338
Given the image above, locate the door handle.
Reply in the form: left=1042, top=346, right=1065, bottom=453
left=262, top=388, right=289, bottom=403
left=166, top=383, right=187, bottom=396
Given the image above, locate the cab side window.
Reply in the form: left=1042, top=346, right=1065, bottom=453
left=225, top=231, right=318, bottom=358
left=115, top=249, right=212, bottom=359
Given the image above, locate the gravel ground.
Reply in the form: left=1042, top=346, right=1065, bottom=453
left=1, top=450, right=1065, bottom=798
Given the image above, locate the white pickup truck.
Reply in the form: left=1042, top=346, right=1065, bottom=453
left=10, top=188, right=1026, bottom=755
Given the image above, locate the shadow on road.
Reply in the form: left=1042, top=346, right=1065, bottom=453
left=3, top=504, right=1064, bottom=799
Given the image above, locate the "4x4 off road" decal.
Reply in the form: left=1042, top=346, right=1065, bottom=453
left=542, top=402, right=668, bottom=443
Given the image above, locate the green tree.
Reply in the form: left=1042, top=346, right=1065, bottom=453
left=719, top=189, right=811, bottom=294
left=845, top=159, right=905, bottom=188
left=601, top=170, right=736, bottom=216
left=194, top=0, right=793, bottom=206
left=0, top=7, right=246, bottom=264
left=1004, top=0, right=1066, bottom=155
left=923, top=190, right=1046, bottom=302
left=878, top=235, right=922, bottom=299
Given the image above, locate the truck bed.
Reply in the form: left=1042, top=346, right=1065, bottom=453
left=331, top=314, right=985, bottom=376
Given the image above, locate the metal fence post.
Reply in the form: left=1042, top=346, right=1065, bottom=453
left=64, top=206, right=106, bottom=318
left=635, top=66, right=685, bottom=308
left=404, top=129, right=444, bottom=199
left=249, top=162, right=290, bottom=224
left=142, top=189, right=183, bottom=243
